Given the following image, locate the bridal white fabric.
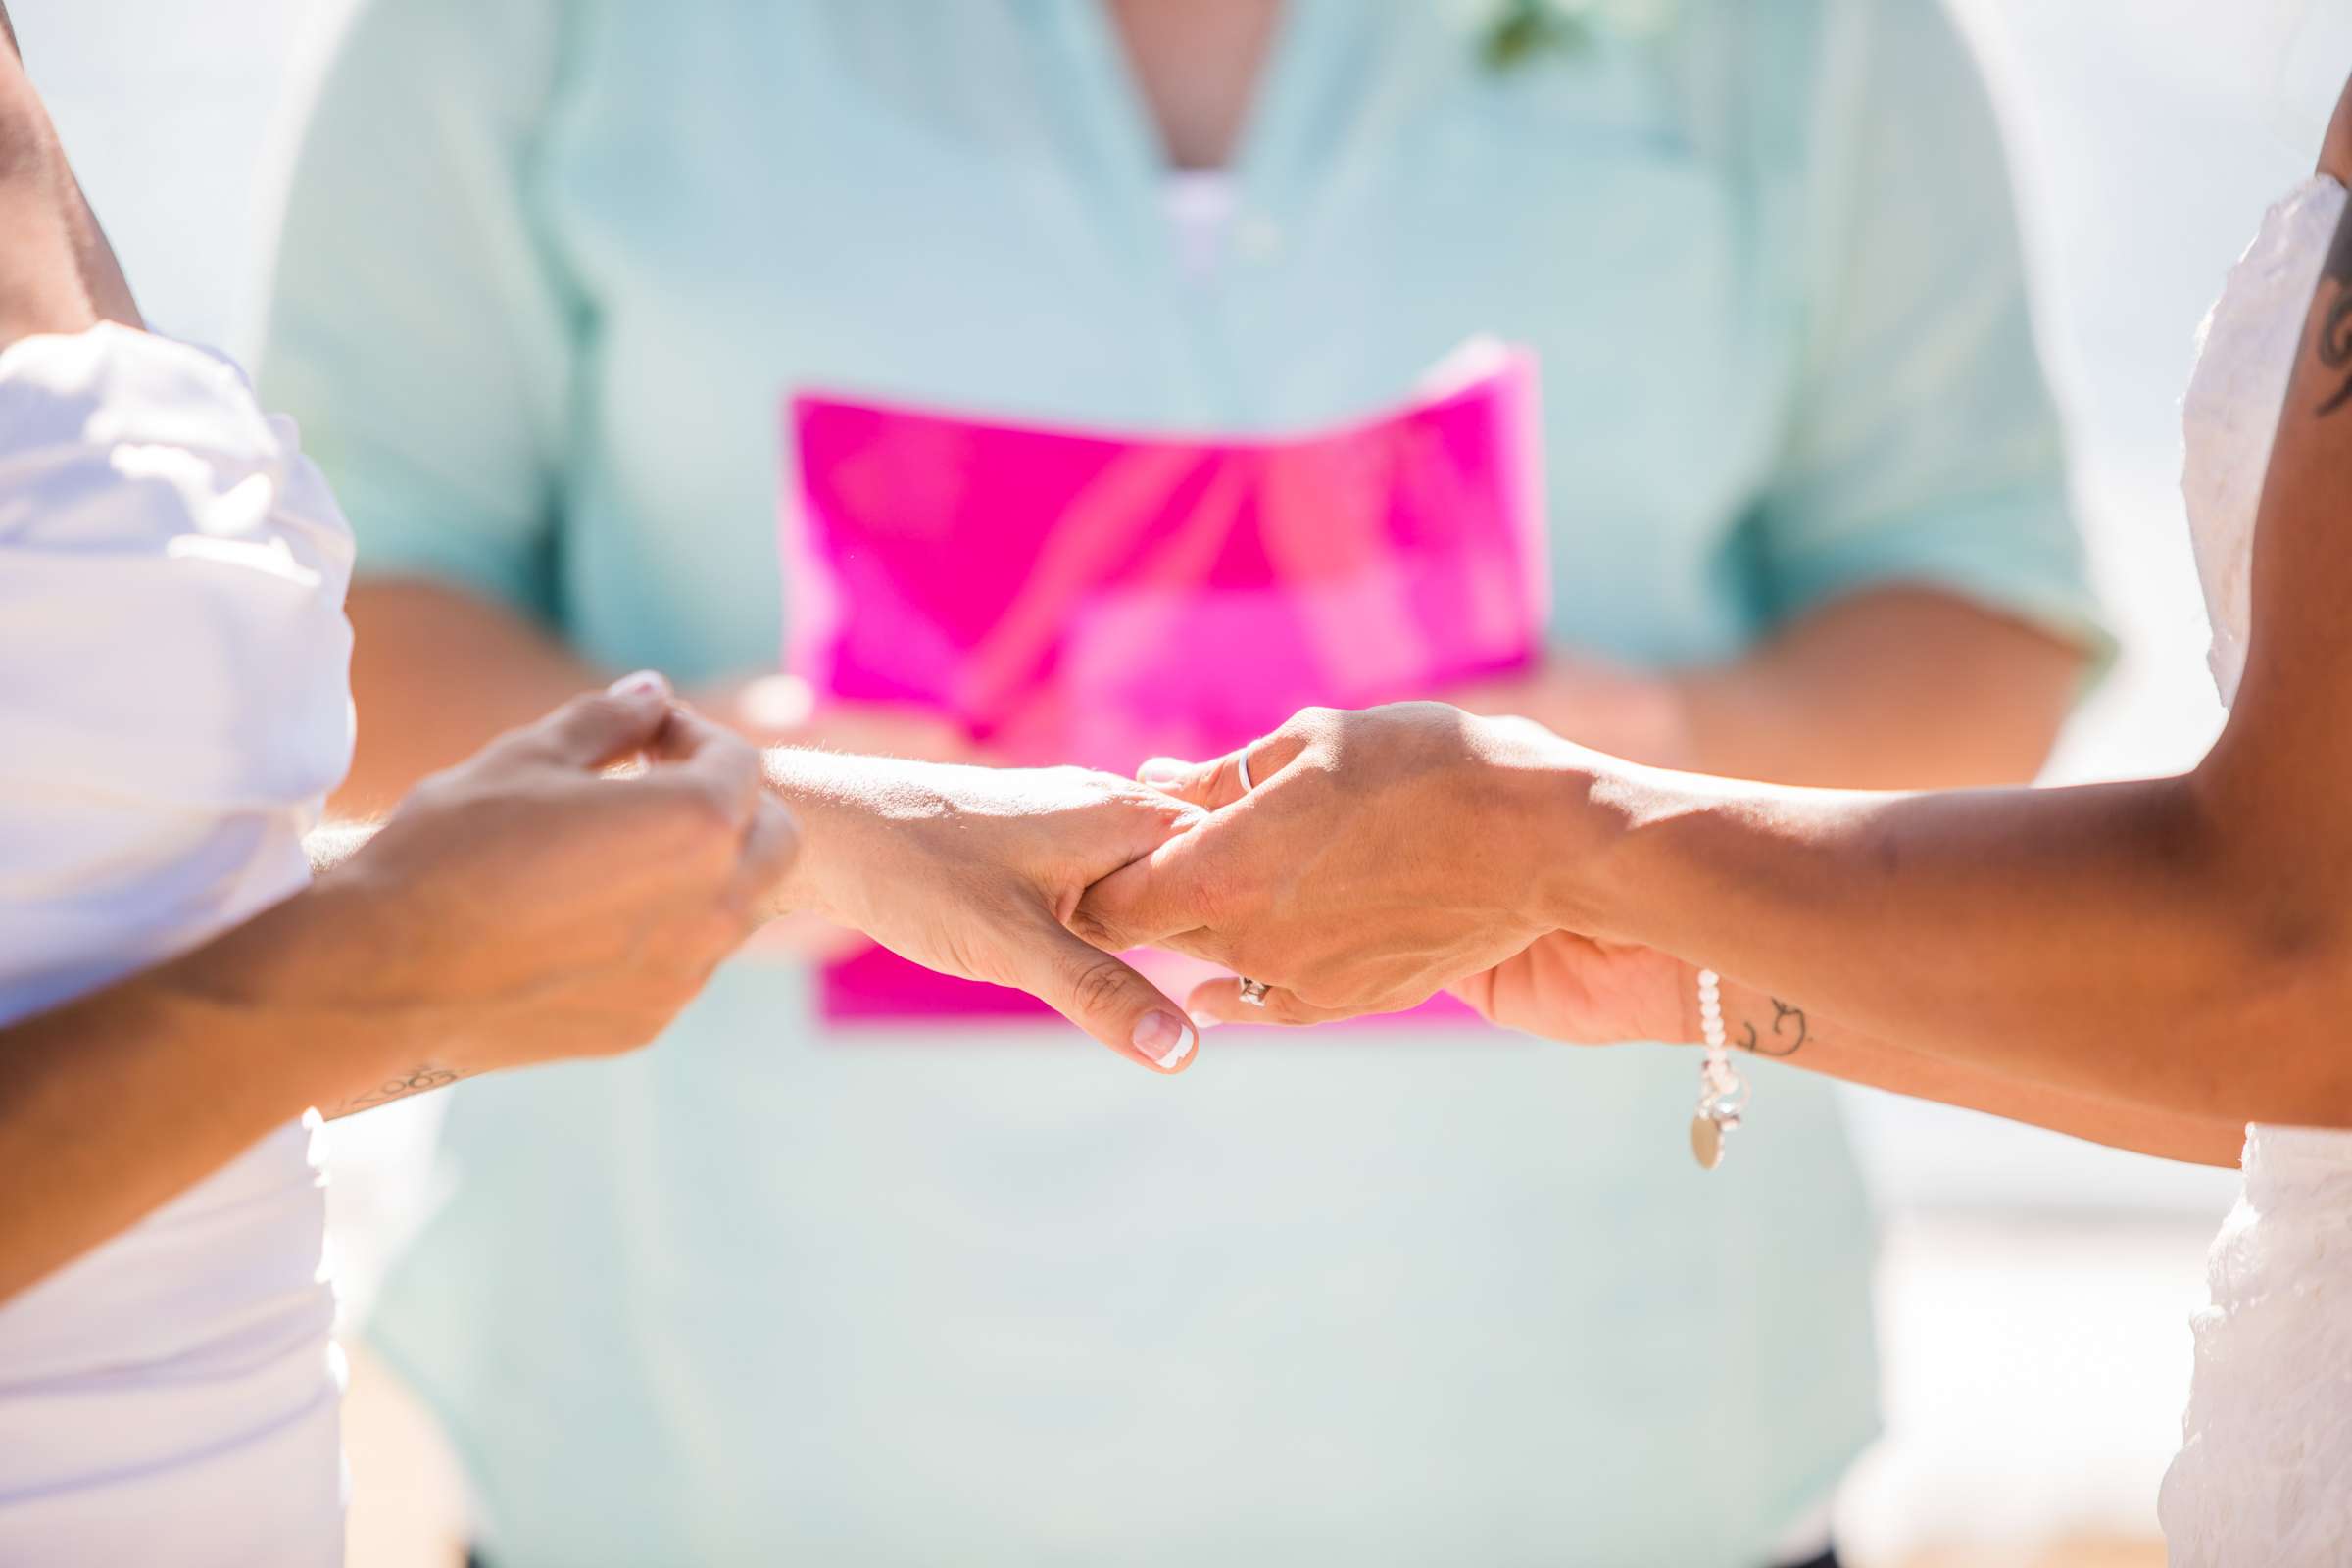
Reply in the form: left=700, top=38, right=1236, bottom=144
left=2160, top=174, right=2352, bottom=1566
left=0, top=324, right=355, bottom=1564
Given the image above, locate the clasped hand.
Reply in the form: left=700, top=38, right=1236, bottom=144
left=1071, top=702, right=1687, bottom=1046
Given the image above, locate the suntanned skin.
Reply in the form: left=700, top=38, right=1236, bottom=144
left=0, top=12, right=809, bottom=1308
left=0, top=16, right=1200, bottom=1307
left=1083, top=79, right=2352, bottom=1172
left=0, top=689, right=801, bottom=1308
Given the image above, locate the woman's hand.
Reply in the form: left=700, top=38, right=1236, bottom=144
left=0, top=678, right=800, bottom=1302
left=1074, top=704, right=1591, bottom=1025
left=766, top=754, right=1205, bottom=1072
left=305, top=677, right=800, bottom=1086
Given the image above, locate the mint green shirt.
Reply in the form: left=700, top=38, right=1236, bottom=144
left=263, top=3, right=2098, bottom=1563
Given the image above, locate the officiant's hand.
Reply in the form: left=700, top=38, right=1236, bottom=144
left=766, top=754, right=1205, bottom=1072
left=1073, top=704, right=1582, bottom=1026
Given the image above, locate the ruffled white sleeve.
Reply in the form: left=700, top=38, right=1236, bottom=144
left=0, top=321, right=356, bottom=1020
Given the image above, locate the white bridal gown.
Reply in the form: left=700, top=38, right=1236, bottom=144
left=2159, top=174, right=2352, bottom=1565
left=0, top=324, right=357, bottom=1564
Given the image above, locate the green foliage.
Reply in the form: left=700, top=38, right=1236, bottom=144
left=1481, top=0, right=1592, bottom=73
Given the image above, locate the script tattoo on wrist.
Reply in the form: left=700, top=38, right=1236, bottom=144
left=1736, top=999, right=1810, bottom=1058
left=325, top=1064, right=470, bottom=1118
left=2312, top=197, right=2352, bottom=416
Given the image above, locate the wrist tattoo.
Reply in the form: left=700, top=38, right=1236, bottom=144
left=326, top=1063, right=469, bottom=1118
left=1736, top=999, right=1810, bottom=1058
left=2311, top=197, right=2352, bottom=416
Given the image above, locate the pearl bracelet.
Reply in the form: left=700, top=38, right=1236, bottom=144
left=1690, top=968, right=1748, bottom=1171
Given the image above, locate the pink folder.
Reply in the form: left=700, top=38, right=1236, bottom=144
left=782, top=342, right=1548, bottom=1023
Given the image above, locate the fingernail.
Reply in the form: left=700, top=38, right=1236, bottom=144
left=1189, top=1010, right=1223, bottom=1033
left=1138, top=758, right=1189, bottom=787
left=1133, top=1010, right=1197, bottom=1069
left=608, top=670, right=670, bottom=701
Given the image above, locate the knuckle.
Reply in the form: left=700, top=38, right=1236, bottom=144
left=1293, top=708, right=1346, bottom=749
left=1064, top=901, right=1111, bottom=947
left=1063, top=953, right=1134, bottom=1021
left=556, top=692, right=623, bottom=735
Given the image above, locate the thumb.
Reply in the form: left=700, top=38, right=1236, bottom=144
left=528, top=672, right=677, bottom=771
left=1009, top=910, right=1200, bottom=1075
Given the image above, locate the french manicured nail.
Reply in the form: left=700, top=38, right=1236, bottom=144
left=608, top=669, right=670, bottom=700
left=1133, top=1010, right=1197, bottom=1069
left=1138, top=758, right=1189, bottom=788
left=1189, top=1010, right=1223, bottom=1033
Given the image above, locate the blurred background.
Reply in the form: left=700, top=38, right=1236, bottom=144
left=12, top=1, right=2344, bottom=1563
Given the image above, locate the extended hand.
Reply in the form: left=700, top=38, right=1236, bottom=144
left=1074, top=704, right=1580, bottom=1026
left=768, top=754, right=1205, bottom=1072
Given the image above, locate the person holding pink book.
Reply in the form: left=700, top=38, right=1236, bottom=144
left=260, top=2, right=2100, bottom=1562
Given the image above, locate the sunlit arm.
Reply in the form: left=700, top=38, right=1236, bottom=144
left=0, top=878, right=437, bottom=1307
left=1545, top=97, right=2352, bottom=1159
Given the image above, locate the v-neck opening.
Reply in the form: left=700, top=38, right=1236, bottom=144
left=1046, top=0, right=1333, bottom=253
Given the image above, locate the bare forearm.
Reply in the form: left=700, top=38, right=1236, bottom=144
left=1673, top=589, right=2082, bottom=788
left=336, top=580, right=604, bottom=813
left=0, top=880, right=421, bottom=1304
left=1705, top=976, right=2245, bottom=1166
left=1564, top=761, right=2344, bottom=1133
left=1554, top=122, right=2352, bottom=1140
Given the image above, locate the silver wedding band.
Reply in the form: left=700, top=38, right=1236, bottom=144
left=1236, top=750, right=1254, bottom=795
left=1238, top=978, right=1272, bottom=1006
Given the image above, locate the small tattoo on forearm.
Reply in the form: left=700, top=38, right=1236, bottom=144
left=327, top=1064, right=468, bottom=1117
left=1736, top=999, right=1810, bottom=1058
left=2311, top=198, right=2352, bottom=416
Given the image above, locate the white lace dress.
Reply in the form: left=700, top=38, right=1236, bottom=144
left=2157, top=174, right=2352, bottom=1566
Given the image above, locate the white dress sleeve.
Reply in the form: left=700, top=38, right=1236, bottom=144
left=0, top=323, right=356, bottom=1568
left=0, top=321, right=356, bottom=1018
left=2160, top=177, right=2352, bottom=1566
left=2179, top=176, right=2348, bottom=708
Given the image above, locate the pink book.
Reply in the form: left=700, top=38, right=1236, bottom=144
left=782, top=341, right=1548, bottom=1024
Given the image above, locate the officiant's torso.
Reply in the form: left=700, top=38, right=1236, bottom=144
left=261, top=2, right=2096, bottom=1563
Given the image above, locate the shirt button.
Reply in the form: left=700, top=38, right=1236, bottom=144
left=1235, top=214, right=1285, bottom=263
